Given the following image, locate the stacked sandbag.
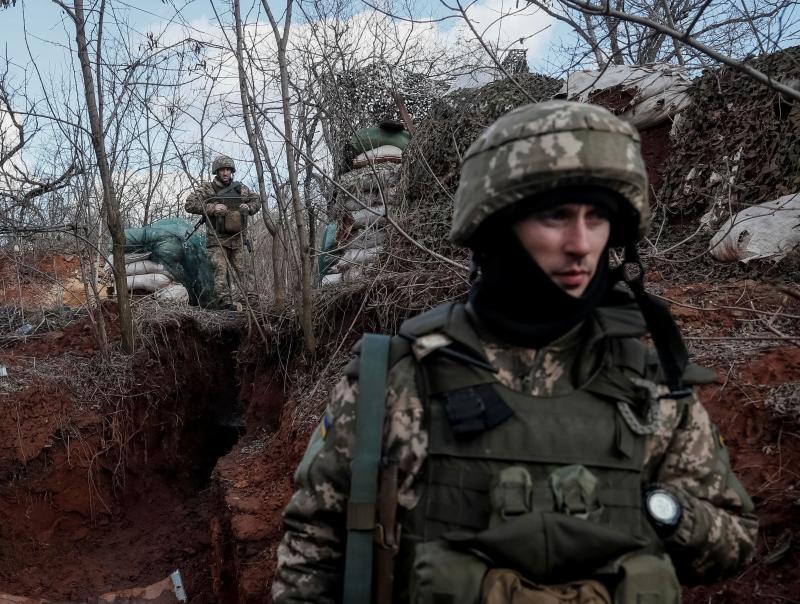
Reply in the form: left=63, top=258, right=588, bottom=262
left=320, top=123, right=410, bottom=286
left=111, top=218, right=215, bottom=307
left=109, top=249, right=191, bottom=304
left=349, top=122, right=411, bottom=166
left=321, top=162, right=400, bottom=286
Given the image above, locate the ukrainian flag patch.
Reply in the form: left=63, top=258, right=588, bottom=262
left=320, top=411, right=333, bottom=439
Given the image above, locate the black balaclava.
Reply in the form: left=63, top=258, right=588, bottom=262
left=468, top=187, right=625, bottom=349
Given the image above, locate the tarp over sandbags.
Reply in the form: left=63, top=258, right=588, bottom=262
left=117, top=217, right=215, bottom=306
left=556, top=64, right=692, bottom=129
left=709, top=193, right=800, bottom=262
left=350, top=124, right=411, bottom=154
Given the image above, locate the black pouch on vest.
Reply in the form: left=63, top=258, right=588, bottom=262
left=445, top=510, right=647, bottom=584
left=439, top=384, right=513, bottom=438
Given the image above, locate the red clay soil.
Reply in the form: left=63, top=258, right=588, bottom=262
left=653, top=280, right=800, bottom=602
left=0, top=310, right=243, bottom=602
left=3, top=300, right=121, bottom=358
left=640, top=121, right=672, bottom=193
left=685, top=345, right=800, bottom=603
left=210, top=367, right=299, bottom=603
left=214, top=400, right=314, bottom=603
left=2, top=273, right=797, bottom=603
left=0, top=251, right=89, bottom=309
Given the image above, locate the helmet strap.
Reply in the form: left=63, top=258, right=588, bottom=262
left=619, top=243, right=692, bottom=398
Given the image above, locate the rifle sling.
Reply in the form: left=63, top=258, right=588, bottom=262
left=344, top=333, right=392, bottom=604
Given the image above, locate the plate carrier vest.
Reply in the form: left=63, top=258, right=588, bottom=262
left=343, top=301, right=710, bottom=604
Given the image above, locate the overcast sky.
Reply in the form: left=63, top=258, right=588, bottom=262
left=1, top=0, right=565, bottom=185
left=2, top=0, right=562, bottom=85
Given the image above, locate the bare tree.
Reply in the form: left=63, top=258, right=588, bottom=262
left=527, top=0, right=800, bottom=71
left=231, top=0, right=287, bottom=309
left=51, top=0, right=134, bottom=353
left=260, top=0, right=317, bottom=353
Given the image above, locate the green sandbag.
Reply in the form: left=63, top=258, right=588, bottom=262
left=117, top=217, right=215, bottom=307
left=350, top=126, right=411, bottom=154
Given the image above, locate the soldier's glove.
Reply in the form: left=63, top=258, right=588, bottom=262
left=213, top=203, right=229, bottom=216
left=239, top=203, right=252, bottom=215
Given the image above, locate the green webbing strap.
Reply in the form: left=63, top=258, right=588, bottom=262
left=343, top=333, right=392, bottom=604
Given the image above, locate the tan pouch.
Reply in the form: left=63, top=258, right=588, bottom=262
left=482, top=569, right=612, bottom=604
left=222, top=211, right=243, bottom=234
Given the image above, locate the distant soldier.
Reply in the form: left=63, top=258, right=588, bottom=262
left=185, top=155, right=261, bottom=310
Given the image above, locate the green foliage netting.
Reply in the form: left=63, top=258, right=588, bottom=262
left=119, top=217, right=215, bottom=307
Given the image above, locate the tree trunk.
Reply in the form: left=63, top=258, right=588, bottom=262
left=72, top=0, right=134, bottom=353
left=582, top=13, right=607, bottom=68
left=232, top=0, right=285, bottom=309
left=263, top=0, right=316, bottom=353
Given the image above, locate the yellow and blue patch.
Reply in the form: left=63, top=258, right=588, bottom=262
left=320, top=411, right=333, bottom=439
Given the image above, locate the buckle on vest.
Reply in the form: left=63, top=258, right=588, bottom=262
left=374, top=522, right=401, bottom=553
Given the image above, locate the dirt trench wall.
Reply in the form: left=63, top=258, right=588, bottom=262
left=0, top=309, right=246, bottom=601
left=209, top=361, right=290, bottom=603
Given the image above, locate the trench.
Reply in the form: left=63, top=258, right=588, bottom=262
left=0, top=323, right=264, bottom=603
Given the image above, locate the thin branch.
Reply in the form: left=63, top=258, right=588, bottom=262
left=556, top=0, right=800, bottom=101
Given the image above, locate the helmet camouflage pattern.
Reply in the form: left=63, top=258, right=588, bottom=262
left=450, top=100, right=649, bottom=246
left=211, top=155, right=236, bottom=174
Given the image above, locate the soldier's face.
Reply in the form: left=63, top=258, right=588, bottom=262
left=513, top=203, right=610, bottom=298
left=217, top=167, right=233, bottom=184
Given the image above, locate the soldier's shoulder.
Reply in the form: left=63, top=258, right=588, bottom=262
left=342, top=333, right=414, bottom=379
left=594, top=299, right=716, bottom=386
left=399, top=301, right=457, bottom=338
left=341, top=302, right=459, bottom=377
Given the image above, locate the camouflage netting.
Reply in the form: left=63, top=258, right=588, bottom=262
left=319, top=62, right=449, bottom=177
left=659, top=45, right=800, bottom=219
left=387, top=73, right=563, bottom=276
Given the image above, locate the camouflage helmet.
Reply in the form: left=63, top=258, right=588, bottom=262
left=449, top=100, right=649, bottom=246
left=211, top=155, right=236, bottom=174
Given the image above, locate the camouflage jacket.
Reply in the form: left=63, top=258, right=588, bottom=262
left=273, top=305, right=758, bottom=603
left=184, top=177, right=260, bottom=248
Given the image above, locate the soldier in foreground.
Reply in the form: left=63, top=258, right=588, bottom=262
left=185, top=155, right=261, bottom=310
left=273, top=101, right=757, bottom=603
